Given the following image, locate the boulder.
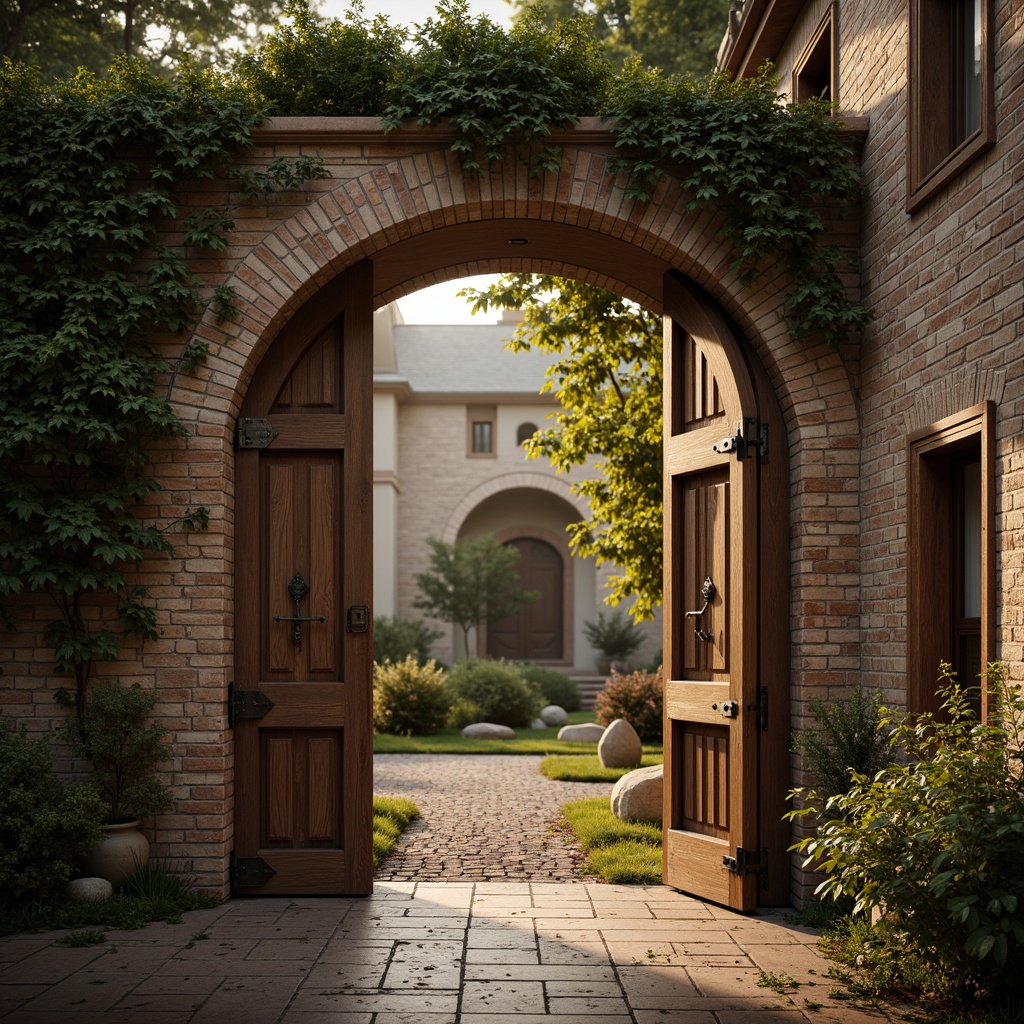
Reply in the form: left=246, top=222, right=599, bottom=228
left=66, top=877, right=114, bottom=903
left=557, top=723, right=605, bottom=743
left=540, top=704, right=568, bottom=727
left=530, top=718, right=546, bottom=730
left=610, top=763, right=663, bottom=822
left=598, top=718, right=643, bottom=768
left=461, top=722, right=516, bottom=739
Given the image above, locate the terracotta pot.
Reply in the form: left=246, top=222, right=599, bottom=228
left=83, top=821, right=149, bottom=889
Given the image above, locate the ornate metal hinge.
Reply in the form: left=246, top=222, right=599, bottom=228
left=228, top=681, right=275, bottom=727
left=723, top=847, right=768, bottom=890
left=273, top=571, right=326, bottom=651
left=231, top=852, right=277, bottom=890
left=712, top=417, right=768, bottom=463
left=235, top=416, right=278, bottom=450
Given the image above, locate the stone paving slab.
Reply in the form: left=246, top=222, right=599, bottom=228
left=0, top=882, right=892, bottom=1023
left=0, top=755, right=895, bottom=1022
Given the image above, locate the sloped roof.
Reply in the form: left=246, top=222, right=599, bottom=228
left=391, top=324, right=557, bottom=395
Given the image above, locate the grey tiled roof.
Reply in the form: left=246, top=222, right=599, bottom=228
left=392, top=324, right=557, bottom=394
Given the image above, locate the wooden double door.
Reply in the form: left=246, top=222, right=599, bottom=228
left=232, top=263, right=374, bottom=895
left=661, top=273, right=790, bottom=909
left=229, top=262, right=789, bottom=907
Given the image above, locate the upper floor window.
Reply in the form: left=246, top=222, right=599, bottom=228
left=907, top=0, right=994, bottom=213
left=793, top=5, right=836, bottom=106
left=471, top=420, right=493, bottom=454
left=516, top=422, right=537, bottom=446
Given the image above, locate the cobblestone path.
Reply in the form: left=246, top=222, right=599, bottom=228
left=373, top=754, right=613, bottom=882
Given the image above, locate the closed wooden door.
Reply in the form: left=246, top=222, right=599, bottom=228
left=488, top=538, right=564, bottom=661
left=661, top=272, right=789, bottom=909
left=233, top=262, right=374, bottom=895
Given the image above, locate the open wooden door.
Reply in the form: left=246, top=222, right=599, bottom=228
left=232, top=261, right=374, bottom=895
left=662, top=272, right=789, bottom=909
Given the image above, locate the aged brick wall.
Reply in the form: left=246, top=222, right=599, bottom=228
left=0, top=119, right=865, bottom=898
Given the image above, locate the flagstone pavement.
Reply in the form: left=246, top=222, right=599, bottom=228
left=0, top=755, right=893, bottom=1024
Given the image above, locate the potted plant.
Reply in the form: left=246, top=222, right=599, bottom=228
left=61, top=682, right=173, bottom=887
left=583, top=610, right=644, bottom=676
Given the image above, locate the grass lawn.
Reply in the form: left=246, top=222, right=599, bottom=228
left=374, top=710, right=606, bottom=754
left=559, top=797, right=662, bottom=885
left=372, top=795, right=419, bottom=868
left=540, top=752, right=662, bottom=782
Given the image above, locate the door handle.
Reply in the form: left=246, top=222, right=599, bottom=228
left=685, top=575, right=716, bottom=642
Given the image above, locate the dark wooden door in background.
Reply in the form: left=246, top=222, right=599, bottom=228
left=661, top=272, right=789, bottom=909
left=233, top=262, right=374, bottom=895
left=488, top=538, right=564, bottom=661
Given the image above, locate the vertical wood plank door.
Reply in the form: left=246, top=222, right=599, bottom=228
left=661, top=272, right=790, bottom=909
left=488, top=539, right=564, bottom=661
left=233, top=262, right=374, bottom=895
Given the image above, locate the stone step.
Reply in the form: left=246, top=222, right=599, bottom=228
left=570, top=675, right=607, bottom=710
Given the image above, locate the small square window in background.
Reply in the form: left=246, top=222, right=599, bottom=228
left=472, top=421, right=493, bottom=454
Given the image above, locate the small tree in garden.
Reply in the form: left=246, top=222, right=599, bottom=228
left=413, top=535, right=540, bottom=656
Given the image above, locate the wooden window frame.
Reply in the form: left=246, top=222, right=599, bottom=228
left=907, top=401, right=995, bottom=718
left=793, top=4, right=838, bottom=107
left=907, top=0, right=995, bottom=214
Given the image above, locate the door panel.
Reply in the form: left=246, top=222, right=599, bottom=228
left=234, top=261, right=373, bottom=896
left=662, top=272, right=788, bottom=909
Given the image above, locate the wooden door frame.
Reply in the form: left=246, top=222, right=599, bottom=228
left=233, top=260, right=374, bottom=895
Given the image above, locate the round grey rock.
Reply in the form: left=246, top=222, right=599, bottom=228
left=66, top=877, right=113, bottom=902
left=530, top=718, right=546, bottom=730
left=462, top=722, right=516, bottom=739
left=610, top=763, right=663, bottom=822
left=540, top=704, right=568, bottom=727
left=598, top=718, right=643, bottom=768
left=556, top=722, right=605, bottom=743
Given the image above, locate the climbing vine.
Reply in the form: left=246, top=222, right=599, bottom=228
left=2, top=1, right=869, bottom=698
left=235, top=0, right=867, bottom=349
left=0, top=56, right=326, bottom=715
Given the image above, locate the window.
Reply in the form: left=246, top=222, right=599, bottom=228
left=467, top=405, right=496, bottom=456
left=907, top=0, right=994, bottom=213
left=907, top=402, right=994, bottom=718
left=793, top=6, right=836, bottom=106
left=516, top=422, right=537, bottom=446
left=471, top=421, right=493, bottom=454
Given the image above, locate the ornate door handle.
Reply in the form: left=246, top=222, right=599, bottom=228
left=273, top=571, right=326, bottom=651
left=685, top=575, right=716, bottom=642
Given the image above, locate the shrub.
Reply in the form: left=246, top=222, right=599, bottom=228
left=791, top=687, right=891, bottom=799
left=446, top=658, right=541, bottom=728
left=373, top=616, right=443, bottom=666
left=594, top=667, right=663, bottom=742
left=373, top=658, right=451, bottom=736
left=583, top=610, right=644, bottom=663
left=0, top=719, right=105, bottom=901
left=519, top=664, right=581, bottom=712
left=790, top=662, right=1024, bottom=1003
left=447, top=698, right=483, bottom=731
left=61, top=682, right=172, bottom=823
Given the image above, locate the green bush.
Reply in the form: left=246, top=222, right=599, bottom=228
left=447, top=697, right=483, bottom=731
left=790, top=662, right=1024, bottom=1003
left=446, top=658, right=541, bottom=728
left=373, top=658, right=451, bottom=736
left=583, top=610, right=644, bottom=663
left=0, top=719, right=105, bottom=901
left=519, top=664, right=581, bottom=712
left=62, top=682, right=172, bottom=823
left=373, top=616, right=443, bottom=666
left=594, top=667, right=663, bottom=742
left=792, top=687, right=891, bottom=800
